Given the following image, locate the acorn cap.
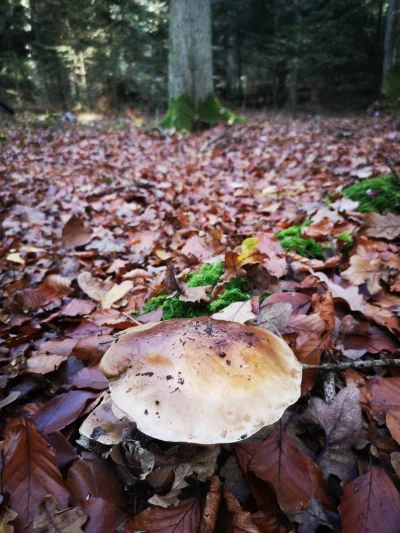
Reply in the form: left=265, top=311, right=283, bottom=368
left=99, top=317, right=302, bottom=444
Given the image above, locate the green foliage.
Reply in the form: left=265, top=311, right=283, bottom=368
left=382, top=63, right=400, bottom=109
left=336, top=231, right=352, bottom=243
left=142, top=263, right=250, bottom=320
left=275, top=225, right=325, bottom=259
left=158, top=95, right=195, bottom=131
left=187, top=261, right=224, bottom=288
left=342, top=175, right=400, bottom=213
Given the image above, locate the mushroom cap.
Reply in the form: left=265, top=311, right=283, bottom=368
left=99, top=317, right=302, bottom=444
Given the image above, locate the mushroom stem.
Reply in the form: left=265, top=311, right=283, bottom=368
left=301, top=358, right=400, bottom=371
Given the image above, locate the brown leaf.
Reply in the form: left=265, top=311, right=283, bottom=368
left=300, top=388, right=362, bottom=480
left=313, top=272, right=365, bottom=312
left=386, top=409, right=400, bottom=446
left=237, top=431, right=329, bottom=515
left=62, top=215, right=93, bottom=249
left=77, top=272, right=133, bottom=309
left=0, top=507, right=18, bottom=533
left=33, top=390, right=100, bottom=435
left=60, top=299, right=97, bottom=317
left=123, top=498, right=202, bottom=533
left=341, top=255, right=389, bottom=296
left=203, top=476, right=222, bottom=533
left=2, top=418, right=70, bottom=532
left=33, top=495, right=87, bottom=532
left=25, top=354, right=69, bottom=375
left=181, top=235, right=213, bottom=262
left=248, top=303, right=292, bottom=335
left=15, top=275, right=72, bottom=311
left=67, top=452, right=128, bottom=511
left=179, top=285, right=211, bottom=303
left=364, top=211, right=400, bottom=240
left=339, top=466, right=400, bottom=533
left=224, top=490, right=260, bottom=532
left=302, top=218, right=334, bottom=239
left=78, top=498, right=128, bottom=533
left=369, top=377, right=400, bottom=413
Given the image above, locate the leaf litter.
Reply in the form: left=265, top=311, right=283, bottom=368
left=0, top=116, right=400, bottom=531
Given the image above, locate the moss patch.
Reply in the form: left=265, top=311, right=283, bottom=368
left=141, top=262, right=250, bottom=320
left=159, top=93, right=243, bottom=132
left=275, top=224, right=325, bottom=259
left=187, top=261, right=224, bottom=288
left=342, top=175, right=400, bottom=213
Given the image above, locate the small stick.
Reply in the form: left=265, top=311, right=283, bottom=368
left=302, top=359, right=400, bottom=371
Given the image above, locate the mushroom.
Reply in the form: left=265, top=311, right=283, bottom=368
left=99, top=317, right=302, bottom=444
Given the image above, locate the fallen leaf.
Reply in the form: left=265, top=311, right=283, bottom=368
left=363, top=211, right=400, bottom=240
left=62, top=215, right=93, bottom=249
left=123, top=497, right=202, bottom=533
left=15, top=275, right=71, bottom=311
left=2, top=417, right=69, bottom=532
left=224, top=490, right=260, bottom=532
left=386, top=409, right=400, bottom=446
left=78, top=272, right=133, bottom=309
left=211, top=300, right=255, bottom=323
left=33, top=390, right=100, bottom=435
left=248, top=303, right=292, bottom=335
left=203, top=476, right=222, bottom=533
left=339, top=466, right=400, bottom=533
left=0, top=507, right=18, bottom=533
left=341, top=255, right=389, bottom=295
left=179, top=285, right=211, bottom=303
left=33, top=495, right=87, bottom=532
left=300, top=388, right=362, bottom=480
left=26, top=354, right=69, bottom=374
left=313, top=271, right=365, bottom=312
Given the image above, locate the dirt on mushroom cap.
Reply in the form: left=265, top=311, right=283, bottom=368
left=99, top=317, right=302, bottom=444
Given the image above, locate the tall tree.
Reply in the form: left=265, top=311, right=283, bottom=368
left=160, top=0, right=239, bottom=131
left=382, top=0, right=399, bottom=79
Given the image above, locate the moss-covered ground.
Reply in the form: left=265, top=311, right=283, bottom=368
left=275, top=221, right=325, bottom=259
left=142, top=262, right=250, bottom=320
left=342, top=174, right=400, bottom=213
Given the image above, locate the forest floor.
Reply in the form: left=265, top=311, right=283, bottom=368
left=1, top=115, right=400, bottom=532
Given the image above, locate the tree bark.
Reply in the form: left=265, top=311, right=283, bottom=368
left=382, top=0, right=399, bottom=80
left=160, top=0, right=240, bottom=131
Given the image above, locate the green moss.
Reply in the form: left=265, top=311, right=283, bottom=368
left=342, top=175, right=400, bottom=213
left=336, top=231, right=352, bottom=243
left=260, top=291, right=272, bottom=303
left=141, top=266, right=250, bottom=320
left=209, top=278, right=250, bottom=313
left=275, top=225, right=325, bottom=259
left=158, top=95, right=194, bottom=131
left=159, top=93, right=243, bottom=132
left=187, top=261, right=224, bottom=288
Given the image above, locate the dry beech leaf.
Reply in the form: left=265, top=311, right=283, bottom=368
left=2, top=418, right=70, bottom=532
left=211, top=300, right=255, bottom=323
left=123, top=497, right=202, bottom=533
left=300, top=388, right=362, bottom=480
left=363, top=211, right=400, bottom=240
left=62, top=215, right=93, bottom=249
left=0, top=507, right=18, bottom=533
left=339, top=466, right=400, bottom=533
left=78, top=272, right=133, bottom=309
left=224, top=490, right=260, bottom=532
left=25, top=354, right=69, bottom=375
left=203, top=476, right=222, bottom=533
left=237, top=430, right=330, bottom=516
left=247, top=302, right=292, bottom=334
left=15, top=274, right=72, bottom=311
left=313, top=271, right=365, bottom=312
left=341, top=255, right=389, bottom=295
left=179, top=285, right=211, bottom=303
left=33, top=495, right=87, bottom=532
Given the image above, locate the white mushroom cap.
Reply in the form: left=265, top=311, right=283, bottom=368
left=99, top=317, right=302, bottom=444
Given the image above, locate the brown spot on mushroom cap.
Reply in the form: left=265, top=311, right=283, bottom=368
left=99, top=317, right=302, bottom=444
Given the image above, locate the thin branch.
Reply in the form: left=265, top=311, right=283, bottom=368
left=301, top=359, right=400, bottom=371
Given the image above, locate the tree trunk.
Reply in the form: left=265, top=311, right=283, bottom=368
left=160, top=0, right=240, bottom=131
left=382, top=0, right=399, bottom=80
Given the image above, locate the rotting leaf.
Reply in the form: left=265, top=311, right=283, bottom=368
left=247, top=302, right=292, bottom=335
left=0, top=507, right=18, bottom=533
left=33, top=495, right=87, bottom=532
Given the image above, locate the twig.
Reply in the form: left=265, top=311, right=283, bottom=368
left=200, top=130, right=230, bottom=152
left=378, top=153, right=400, bottom=183
left=301, top=359, right=400, bottom=371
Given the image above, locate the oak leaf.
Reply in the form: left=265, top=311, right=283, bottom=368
left=341, top=255, right=389, bottom=295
